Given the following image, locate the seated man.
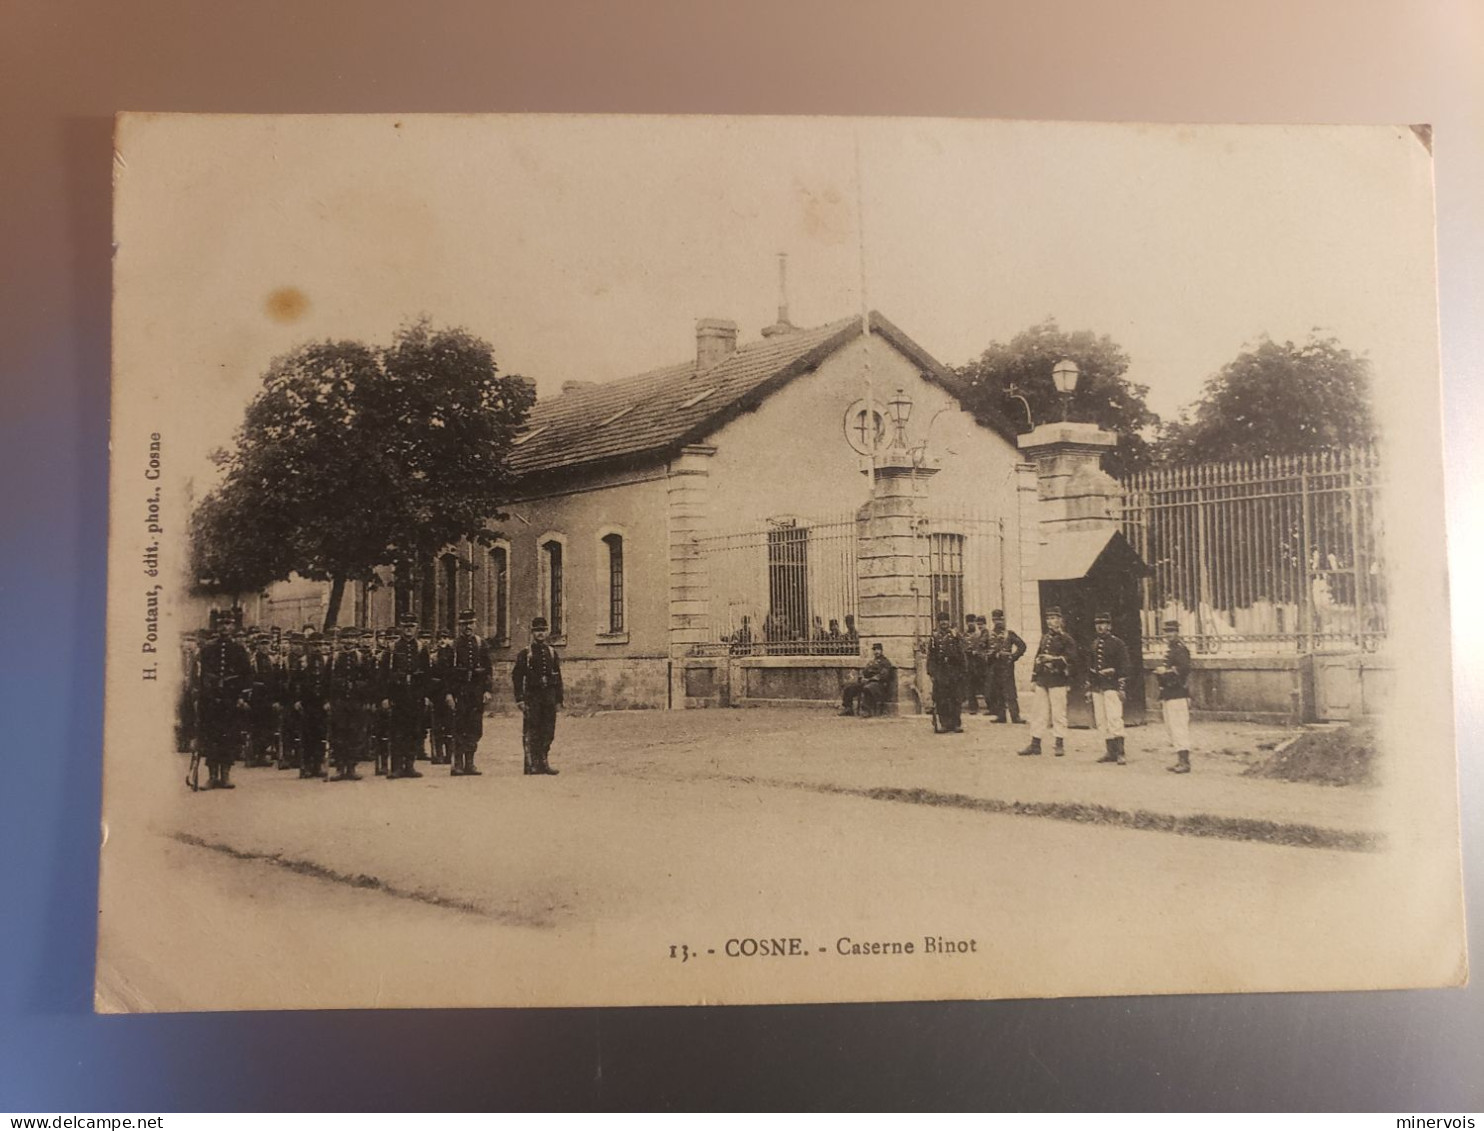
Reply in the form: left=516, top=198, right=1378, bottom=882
left=840, top=643, right=896, bottom=717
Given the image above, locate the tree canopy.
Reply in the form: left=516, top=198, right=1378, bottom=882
left=1159, top=336, right=1376, bottom=462
left=191, top=319, right=535, bottom=628
left=952, top=319, right=1160, bottom=475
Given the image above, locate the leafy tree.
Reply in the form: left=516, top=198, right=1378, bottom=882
left=191, top=320, right=535, bottom=630
left=1160, top=336, right=1376, bottom=462
left=188, top=478, right=291, bottom=599
left=953, top=319, right=1160, bottom=475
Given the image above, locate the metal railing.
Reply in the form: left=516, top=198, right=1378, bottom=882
left=1120, top=446, right=1386, bottom=654
left=692, top=514, right=861, bottom=656
left=690, top=509, right=1008, bottom=656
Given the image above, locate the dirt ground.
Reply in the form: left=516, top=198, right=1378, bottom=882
left=95, top=708, right=1427, bottom=1013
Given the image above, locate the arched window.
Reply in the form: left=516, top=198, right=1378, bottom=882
left=539, top=535, right=566, bottom=638
left=602, top=533, right=625, bottom=634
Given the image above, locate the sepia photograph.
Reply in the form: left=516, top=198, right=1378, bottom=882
left=98, top=113, right=1465, bottom=1012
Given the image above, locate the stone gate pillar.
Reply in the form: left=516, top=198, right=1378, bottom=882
left=1017, top=421, right=1120, bottom=536
left=856, top=449, right=936, bottom=714
left=667, top=443, right=715, bottom=708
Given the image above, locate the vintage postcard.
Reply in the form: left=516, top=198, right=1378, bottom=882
left=99, top=114, right=1465, bottom=1011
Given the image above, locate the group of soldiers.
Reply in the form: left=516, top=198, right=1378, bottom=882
left=177, top=610, right=566, bottom=791
left=922, top=609, right=1029, bottom=731
left=921, top=606, right=1195, bottom=773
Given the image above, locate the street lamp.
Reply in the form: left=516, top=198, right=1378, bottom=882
left=886, top=386, right=913, bottom=449
left=1052, top=358, right=1079, bottom=421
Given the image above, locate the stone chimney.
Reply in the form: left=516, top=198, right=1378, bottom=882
left=696, top=318, right=738, bottom=371
left=561, top=379, right=597, bottom=395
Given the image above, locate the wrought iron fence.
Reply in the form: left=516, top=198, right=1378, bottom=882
left=690, top=509, right=1008, bottom=656
left=1120, top=446, right=1386, bottom=654
left=692, top=513, right=862, bottom=656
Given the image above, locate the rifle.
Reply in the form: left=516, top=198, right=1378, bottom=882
left=186, top=743, right=201, bottom=792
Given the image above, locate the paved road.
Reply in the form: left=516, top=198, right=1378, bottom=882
left=96, top=710, right=1444, bottom=1012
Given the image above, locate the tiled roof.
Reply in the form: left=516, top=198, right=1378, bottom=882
left=508, top=312, right=1017, bottom=483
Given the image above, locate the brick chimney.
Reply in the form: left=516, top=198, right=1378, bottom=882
left=696, top=318, right=738, bottom=371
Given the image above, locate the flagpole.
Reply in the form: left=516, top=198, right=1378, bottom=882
left=854, top=129, right=875, bottom=486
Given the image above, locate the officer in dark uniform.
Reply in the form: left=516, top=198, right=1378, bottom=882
left=328, top=627, right=372, bottom=781
left=245, top=633, right=284, bottom=768
left=368, top=629, right=394, bottom=775
left=379, top=613, right=429, bottom=780
left=986, top=610, right=1026, bottom=723
left=926, top=611, right=966, bottom=733
left=1156, top=619, right=1194, bottom=773
left=1088, top=612, right=1131, bottom=765
left=445, top=609, right=493, bottom=776
left=176, top=631, right=203, bottom=755
left=279, top=632, right=308, bottom=770
left=195, top=615, right=251, bottom=789
left=418, top=629, right=433, bottom=759
left=513, top=615, right=562, bottom=774
left=292, top=632, right=333, bottom=779
left=962, top=614, right=989, bottom=714
left=1019, top=606, right=1077, bottom=757
left=428, top=626, right=456, bottom=765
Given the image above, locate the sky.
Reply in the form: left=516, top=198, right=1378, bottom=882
left=112, top=114, right=1441, bottom=489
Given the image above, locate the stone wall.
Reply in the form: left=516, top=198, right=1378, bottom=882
left=492, top=655, right=670, bottom=713
left=1140, top=651, right=1394, bottom=723
left=680, top=655, right=861, bottom=709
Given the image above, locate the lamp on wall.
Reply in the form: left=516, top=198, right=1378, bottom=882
left=1052, top=358, right=1080, bottom=421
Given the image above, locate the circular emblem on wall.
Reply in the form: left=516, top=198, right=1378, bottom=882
left=842, top=398, right=888, bottom=456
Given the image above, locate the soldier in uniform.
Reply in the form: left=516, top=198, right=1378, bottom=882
left=986, top=610, right=1026, bottom=724
left=513, top=615, right=562, bottom=774
left=379, top=613, right=429, bottom=780
left=444, top=609, right=493, bottom=776
left=279, top=631, right=308, bottom=770
left=428, top=626, right=456, bottom=765
left=195, top=615, right=251, bottom=789
left=962, top=614, right=989, bottom=715
left=1088, top=612, right=1131, bottom=765
left=292, top=632, right=333, bottom=779
left=1019, top=606, right=1077, bottom=757
left=245, top=633, right=284, bottom=768
left=840, top=642, right=895, bottom=717
left=926, top=611, right=966, bottom=733
left=1155, top=618, right=1194, bottom=774
left=369, top=628, right=394, bottom=775
left=176, top=631, right=201, bottom=754
left=417, top=630, right=436, bottom=761
left=328, top=627, right=373, bottom=781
